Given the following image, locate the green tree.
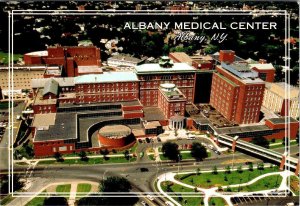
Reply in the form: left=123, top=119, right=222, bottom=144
left=78, top=151, right=88, bottom=161
left=124, top=150, right=130, bottom=160
left=100, top=176, right=132, bottom=193
left=237, top=165, right=243, bottom=173
left=274, top=65, right=284, bottom=82
left=225, top=166, right=231, bottom=174
left=162, top=142, right=180, bottom=162
left=196, top=168, right=201, bottom=175
left=257, top=162, right=265, bottom=170
left=191, top=142, right=208, bottom=161
left=44, top=196, right=68, bottom=206
left=248, top=163, right=254, bottom=171
left=251, top=136, right=270, bottom=148
left=212, top=165, right=218, bottom=175
left=54, top=152, right=63, bottom=162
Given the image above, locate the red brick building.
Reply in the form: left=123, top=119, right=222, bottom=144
left=24, top=46, right=102, bottom=77
left=249, top=60, right=275, bottom=82
left=74, top=72, right=139, bottom=104
left=135, top=56, right=196, bottom=106
left=157, top=83, right=187, bottom=119
left=210, top=51, right=265, bottom=124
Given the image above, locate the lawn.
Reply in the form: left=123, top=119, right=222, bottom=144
left=25, top=191, right=46, bottom=206
left=209, top=197, right=227, bottom=206
left=38, top=156, right=136, bottom=165
left=161, top=181, right=204, bottom=206
left=76, top=183, right=92, bottom=193
left=231, top=175, right=282, bottom=192
left=56, top=184, right=71, bottom=193
left=175, top=167, right=279, bottom=188
left=289, top=175, right=300, bottom=196
left=0, top=51, right=23, bottom=64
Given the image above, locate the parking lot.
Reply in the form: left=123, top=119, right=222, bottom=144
left=231, top=190, right=293, bottom=205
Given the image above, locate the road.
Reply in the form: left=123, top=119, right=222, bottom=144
left=0, top=101, right=24, bottom=172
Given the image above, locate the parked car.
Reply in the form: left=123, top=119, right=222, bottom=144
left=145, top=138, right=150, bottom=143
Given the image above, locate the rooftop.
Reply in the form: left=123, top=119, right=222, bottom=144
left=77, top=65, right=103, bottom=74
left=42, top=79, right=59, bottom=96
left=267, top=117, right=298, bottom=124
left=32, top=113, right=56, bottom=128
left=249, top=63, right=275, bottom=71
left=266, top=82, right=299, bottom=98
left=143, top=107, right=166, bottom=121
left=108, top=54, right=143, bottom=63
left=75, top=72, right=138, bottom=84
left=135, top=62, right=196, bottom=74
left=32, top=77, right=75, bottom=88
left=169, top=52, right=193, bottom=64
left=25, top=50, right=48, bottom=56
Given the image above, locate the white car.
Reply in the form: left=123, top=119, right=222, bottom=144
left=141, top=201, right=148, bottom=206
left=146, top=194, right=154, bottom=201
left=165, top=201, right=175, bottom=206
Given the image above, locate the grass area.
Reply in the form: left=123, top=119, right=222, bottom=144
left=0, top=51, right=23, bottom=64
left=290, top=175, right=300, bottom=196
left=56, top=184, right=71, bottom=193
left=231, top=175, right=282, bottom=192
left=76, top=183, right=92, bottom=193
left=161, top=181, right=204, bottom=206
left=25, top=191, right=46, bottom=206
left=148, top=154, right=155, bottom=160
left=209, top=197, right=227, bottom=206
left=38, top=156, right=136, bottom=165
left=175, top=167, right=279, bottom=189
left=270, top=141, right=297, bottom=149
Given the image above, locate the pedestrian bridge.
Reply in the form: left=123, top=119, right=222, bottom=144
left=217, top=134, right=298, bottom=170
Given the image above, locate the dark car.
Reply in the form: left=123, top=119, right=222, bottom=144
left=157, top=137, right=161, bottom=142
left=145, top=138, right=150, bottom=143
left=140, top=168, right=149, bottom=172
left=138, top=139, right=143, bottom=143
left=245, top=161, right=253, bottom=165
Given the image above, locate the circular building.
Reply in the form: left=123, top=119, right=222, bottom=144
left=98, top=125, right=133, bottom=147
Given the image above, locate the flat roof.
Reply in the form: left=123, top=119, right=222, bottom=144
left=77, top=65, right=103, bottom=74
left=216, top=125, right=270, bottom=135
left=108, top=54, right=142, bottom=63
left=249, top=63, right=275, bottom=71
left=32, top=77, right=75, bottom=88
left=34, top=113, right=77, bottom=142
left=143, top=107, right=165, bottom=121
left=32, top=113, right=56, bottom=127
left=75, top=72, right=138, bottom=84
left=267, top=117, right=298, bottom=124
left=135, top=63, right=196, bottom=74
left=143, top=121, right=161, bottom=129
left=169, top=52, right=193, bottom=63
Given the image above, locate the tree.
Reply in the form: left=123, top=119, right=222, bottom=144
left=100, top=176, right=132, bottom=193
left=212, top=165, right=218, bottom=174
left=248, top=163, right=254, bottom=171
left=251, top=136, right=270, bottom=148
left=274, top=65, right=284, bottom=82
left=237, top=165, right=243, bottom=173
left=44, top=196, right=68, bottom=206
left=78, top=151, right=88, bottom=161
left=0, top=175, right=24, bottom=195
left=196, top=168, right=201, bottom=175
left=100, top=149, right=109, bottom=160
left=124, top=150, right=130, bottom=160
left=257, top=162, right=264, bottom=170
left=54, top=152, right=64, bottom=162
left=225, top=166, right=231, bottom=174
left=161, top=142, right=180, bottom=162
left=190, top=142, right=208, bottom=161
left=282, top=137, right=290, bottom=145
